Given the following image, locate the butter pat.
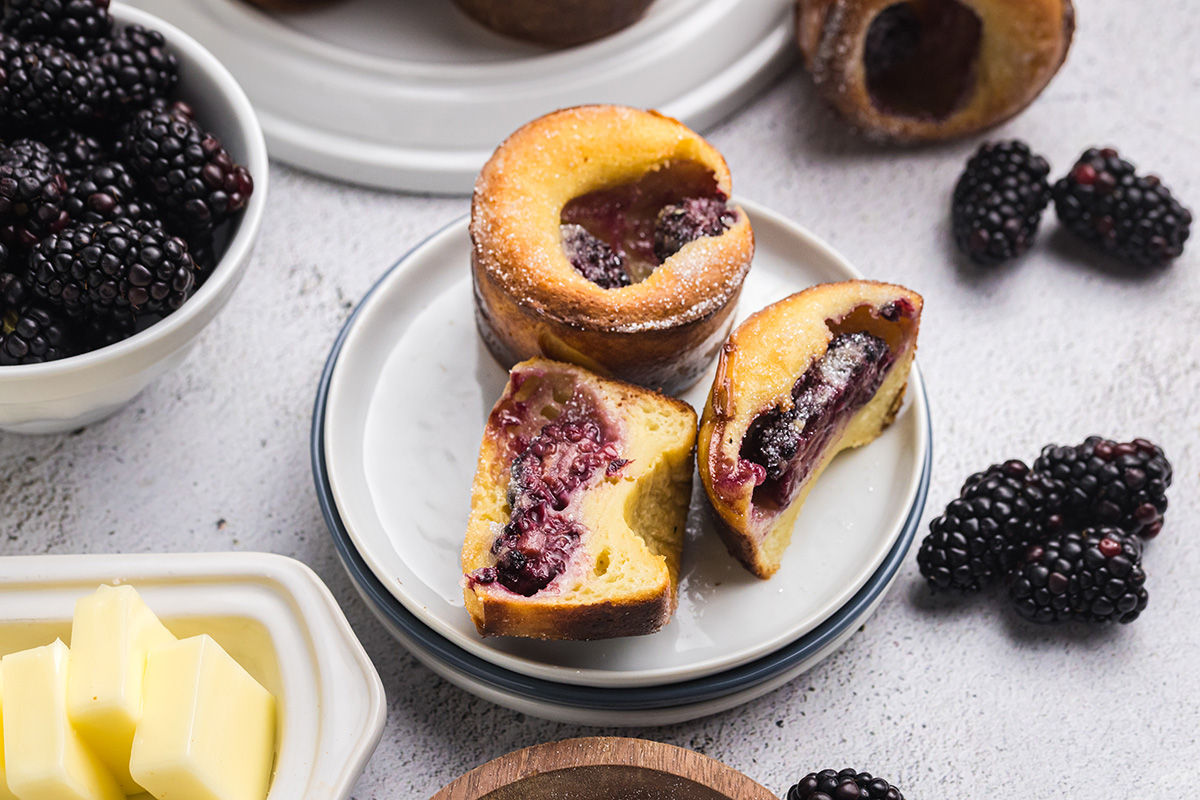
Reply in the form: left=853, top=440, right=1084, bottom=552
left=131, top=635, right=275, bottom=800
left=0, top=664, right=20, bottom=800
left=67, top=584, right=177, bottom=794
left=1, top=640, right=123, bottom=800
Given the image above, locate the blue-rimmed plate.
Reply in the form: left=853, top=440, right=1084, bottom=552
left=312, top=201, right=931, bottom=694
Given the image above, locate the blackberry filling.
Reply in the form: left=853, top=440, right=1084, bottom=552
left=740, top=331, right=893, bottom=509
left=654, top=196, right=737, bottom=263
left=864, top=0, right=982, bottom=119
left=560, top=223, right=629, bottom=290
left=559, top=159, right=736, bottom=287
left=472, top=406, right=627, bottom=597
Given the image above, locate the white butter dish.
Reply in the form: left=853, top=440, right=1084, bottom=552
left=0, top=552, right=384, bottom=800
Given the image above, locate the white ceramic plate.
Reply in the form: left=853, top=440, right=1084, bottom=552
left=0, top=552, right=386, bottom=800
left=320, top=200, right=930, bottom=688
left=122, top=0, right=795, bottom=193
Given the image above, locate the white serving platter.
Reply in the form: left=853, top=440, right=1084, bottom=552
left=122, top=0, right=795, bottom=193
left=318, top=200, right=930, bottom=688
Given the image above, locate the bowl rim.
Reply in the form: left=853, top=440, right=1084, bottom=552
left=0, top=1, right=269, bottom=381
left=428, top=737, right=780, bottom=800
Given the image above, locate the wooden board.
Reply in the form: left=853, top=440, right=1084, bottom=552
left=430, top=737, right=780, bottom=800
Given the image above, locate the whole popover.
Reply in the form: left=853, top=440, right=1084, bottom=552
left=470, top=105, right=755, bottom=395
left=795, top=0, right=1075, bottom=142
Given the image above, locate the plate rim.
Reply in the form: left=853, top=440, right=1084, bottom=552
left=310, top=206, right=933, bottom=707
left=372, top=551, right=905, bottom=725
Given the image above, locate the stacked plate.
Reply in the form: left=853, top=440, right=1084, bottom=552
left=311, top=202, right=932, bottom=725
left=124, top=0, right=795, bottom=193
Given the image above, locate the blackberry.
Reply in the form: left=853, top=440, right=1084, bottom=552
left=653, top=196, right=736, bottom=262
left=93, top=23, right=177, bottom=111
left=0, top=303, right=75, bottom=364
left=28, top=219, right=195, bottom=319
left=65, top=160, right=159, bottom=224
left=148, top=96, right=194, bottom=120
left=742, top=332, right=890, bottom=486
left=1008, top=528, right=1147, bottom=625
left=1007, top=529, right=1088, bottom=624
left=560, top=223, right=629, bottom=289
left=741, top=405, right=796, bottom=484
left=1053, top=148, right=1191, bottom=267
left=185, top=231, right=217, bottom=281
left=0, top=38, right=107, bottom=129
left=863, top=3, right=920, bottom=77
left=0, top=138, right=70, bottom=246
left=786, top=768, right=903, bottom=800
left=917, top=460, right=1064, bottom=593
left=1034, top=436, right=1172, bottom=539
left=42, top=126, right=108, bottom=178
left=1072, top=528, right=1148, bottom=624
left=117, top=104, right=253, bottom=236
left=0, top=267, right=26, bottom=305
left=77, top=311, right=136, bottom=352
left=951, top=140, right=1051, bottom=265
left=2, top=0, right=111, bottom=56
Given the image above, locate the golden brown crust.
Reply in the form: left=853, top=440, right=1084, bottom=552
left=698, top=280, right=923, bottom=578
left=795, top=0, right=838, bottom=69
left=795, top=0, right=1075, bottom=142
left=462, top=358, right=697, bottom=640
left=471, top=105, right=755, bottom=395
left=451, top=0, right=656, bottom=47
left=465, top=588, right=676, bottom=641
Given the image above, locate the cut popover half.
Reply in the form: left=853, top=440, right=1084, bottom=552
left=462, top=357, right=697, bottom=639
left=699, top=280, right=923, bottom=578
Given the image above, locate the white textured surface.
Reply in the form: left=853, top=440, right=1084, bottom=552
left=3, top=1, right=1199, bottom=797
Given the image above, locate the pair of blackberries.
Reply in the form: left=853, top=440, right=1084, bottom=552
left=951, top=141, right=1191, bottom=268
left=917, top=436, right=1170, bottom=625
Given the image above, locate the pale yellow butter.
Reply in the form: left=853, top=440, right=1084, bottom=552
left=66, top=584, right=176, bottom=794
left=0, top=640, right=123, bottom=800
left=0, top=663, right=21, bottom=800
left=130, top=635, right=275, bottom=800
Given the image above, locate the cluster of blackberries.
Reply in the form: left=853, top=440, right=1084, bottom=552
left=917, top=436, right=1171, bottom=625
left=0, top=0, right=253, bottom=365
left=786, top=768, right=904, bottom=800
left=951, top=141, right=1191, bottom=268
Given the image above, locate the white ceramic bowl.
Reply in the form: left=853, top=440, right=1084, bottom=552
left=0, top=552, right=386, bottom=800
left=0, top=3, right=269, bottom=434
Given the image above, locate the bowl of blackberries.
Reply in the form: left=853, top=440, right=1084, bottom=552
left=0, top=0, right=267, bottom=433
